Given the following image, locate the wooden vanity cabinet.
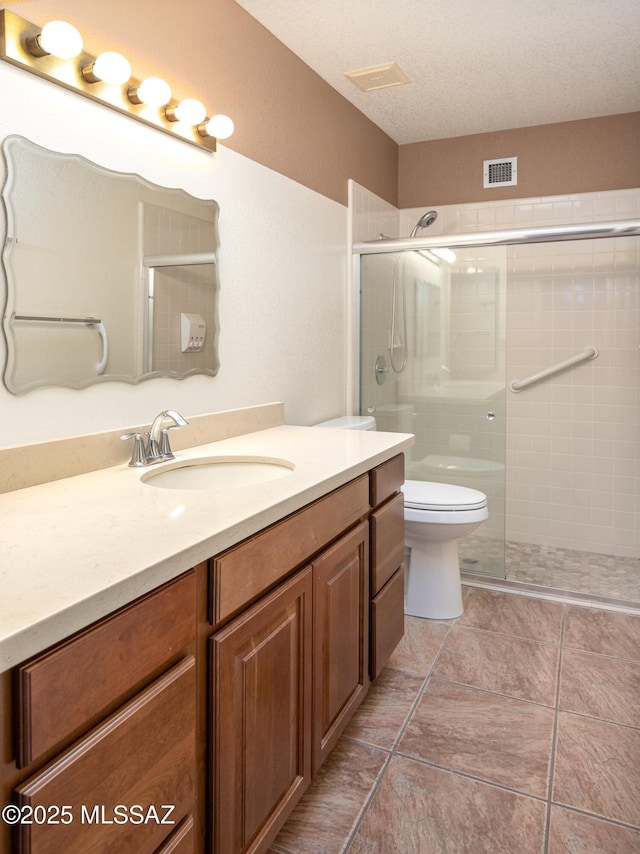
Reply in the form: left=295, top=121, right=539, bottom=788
left=1, top=454, right=406, bottom=854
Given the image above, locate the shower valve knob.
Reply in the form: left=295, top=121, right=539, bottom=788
left=486, top=412, right=496, bottom=421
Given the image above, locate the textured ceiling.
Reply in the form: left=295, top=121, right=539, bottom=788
left=235, top=0, right=640, bottom=144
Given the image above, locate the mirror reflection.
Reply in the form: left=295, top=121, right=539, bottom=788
left=1, top=135, right=219, bottom=394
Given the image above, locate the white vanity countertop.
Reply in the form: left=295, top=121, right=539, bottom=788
left=0, top=425, right=413, bottom=671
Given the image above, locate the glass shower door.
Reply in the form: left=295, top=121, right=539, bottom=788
left=359, top=244, right=507, bottom=578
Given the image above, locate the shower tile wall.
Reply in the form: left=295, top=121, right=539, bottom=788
left=505, top=236, right=639, bottom=559
left=353, top=184, right=640, bottom=564
left=349, top=180, right=399, bottom=244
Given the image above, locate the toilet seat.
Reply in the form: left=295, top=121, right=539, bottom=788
left=403, top=479, right=487, bottom=511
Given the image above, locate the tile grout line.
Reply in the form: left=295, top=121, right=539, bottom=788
left=543, top=602, right=566, bottom=853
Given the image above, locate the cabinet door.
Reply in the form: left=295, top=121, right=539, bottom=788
left=211, top=568, right=313, bottom=854
left=312, top=521, right=369, bottom=773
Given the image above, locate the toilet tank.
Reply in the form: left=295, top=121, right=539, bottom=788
left=313, top=415, right=376, bottom=430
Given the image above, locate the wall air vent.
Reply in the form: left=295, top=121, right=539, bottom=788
left=483, top=157, right=518, bottom=188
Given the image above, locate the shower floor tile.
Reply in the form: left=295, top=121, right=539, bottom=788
left=461, top=537, right=640, bottom=606
left=505, top=541, right=640, bottom=604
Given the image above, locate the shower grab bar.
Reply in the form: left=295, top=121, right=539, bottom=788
left=509, top=346, right=598, bottom=393
left=143, top=252, right=216, bottom=267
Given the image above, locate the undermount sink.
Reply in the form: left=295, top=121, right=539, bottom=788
left=141, top=455, right=295, bottom=490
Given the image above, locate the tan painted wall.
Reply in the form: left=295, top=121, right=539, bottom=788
left=5, top=2, right=639, bottom=210
left=2, top=0, right=398, bottom=206
left=398, top=112, right=640, bottom=207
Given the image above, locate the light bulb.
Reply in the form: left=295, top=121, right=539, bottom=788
left=167, top=98, right=206, bottom=125
left=83, top=51, right=131, bottom=85
left=128, top=77, right=171, bottom=107
left=27, top=20, right=83, bottom=59
left=200, top=114, right=235, bottom=140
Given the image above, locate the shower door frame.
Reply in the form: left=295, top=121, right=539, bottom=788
left=355, top=218, right=640, bottom=611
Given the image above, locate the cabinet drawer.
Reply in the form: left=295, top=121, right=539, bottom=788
left=369, top=453, right=404, bottom=508
left=210, top=475, right=369, bottom=624
left=370, top=492, right=405, bottom=596
left=15, top=657, right=196, bottom=854
left=370, top=567, right=405, bottom=679
left=17, top=571, right=196, bottom=768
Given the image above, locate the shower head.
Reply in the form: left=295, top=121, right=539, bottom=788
left=410, top=210, right=438, bottom=237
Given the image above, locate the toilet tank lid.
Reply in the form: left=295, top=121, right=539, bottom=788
left=404, top=479, right=487, bottom=511
left=314, top=415, right=376, bottom=430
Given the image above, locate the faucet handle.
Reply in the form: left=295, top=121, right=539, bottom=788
left=120, top=432, right=148, bottom=467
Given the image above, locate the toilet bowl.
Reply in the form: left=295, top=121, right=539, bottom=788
left=404, top=480, right=488, bottom=619
left=313, top=415, right=488, bottom=620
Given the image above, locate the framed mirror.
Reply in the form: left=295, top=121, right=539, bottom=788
left=1, top=135, right=220, bottom=394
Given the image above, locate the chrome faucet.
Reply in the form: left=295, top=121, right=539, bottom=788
left=121, top=409, right=188, bottom=467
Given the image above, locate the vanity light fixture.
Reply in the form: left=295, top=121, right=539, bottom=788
left=0, top=9, right=233, bottom=152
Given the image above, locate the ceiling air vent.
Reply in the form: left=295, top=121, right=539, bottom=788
left=483, top=157, right=517, bottom=188
left=344, top=62, right=410, bottom=92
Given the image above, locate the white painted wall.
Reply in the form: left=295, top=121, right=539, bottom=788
left=0, top=63, right=349, bottom=447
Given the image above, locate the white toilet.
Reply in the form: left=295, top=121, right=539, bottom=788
left=313, top=415, right=488, bottom=620
left=404, top=480, right=488, bottom=619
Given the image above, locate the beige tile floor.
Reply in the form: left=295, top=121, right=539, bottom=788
left=269, top=587, right=640, bottom=854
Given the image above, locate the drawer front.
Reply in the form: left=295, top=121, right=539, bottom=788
left=369, top=453, right=404, bottom=509
left=370, top=492, right=405, bottom=596
left=210, top=474, right=369, bottom=624
left=16, top=657, right=196, bottom=854
left=17, top=571, right=196, bottom=768
left=370, top=566, right=405, bottom=679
